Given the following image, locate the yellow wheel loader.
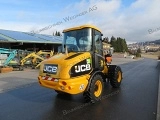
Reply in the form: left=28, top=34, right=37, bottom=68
left=38, top=25, right=122, bottom=102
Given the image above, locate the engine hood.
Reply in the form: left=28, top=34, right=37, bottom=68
left=39, top=52, right=91, bottom=79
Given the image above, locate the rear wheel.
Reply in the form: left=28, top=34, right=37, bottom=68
left=83, top=74, right=104, bottom=103
left=108, top=65, right=122, bottom=88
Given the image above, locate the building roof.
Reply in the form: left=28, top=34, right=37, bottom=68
left=0, top=35, right=8, bottom=42
left=0, top=29, right=62, bottom=44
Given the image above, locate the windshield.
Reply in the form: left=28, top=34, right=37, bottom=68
left=63, top=28, right=92, bottom=52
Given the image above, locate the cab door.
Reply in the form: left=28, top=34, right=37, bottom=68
left=92, top=29, right=105, bottom=71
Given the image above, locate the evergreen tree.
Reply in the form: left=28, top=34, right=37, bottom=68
left=123, top=39, right=128, bottom=52
left=57, top=32, right=61, bottom=36
left=136, top=48, right=141, bottom=57
left=110, top=36, right=117, bottom=52
left=110, top=36, right=128, bottom=52
left=55, top=31, right=58, bottom=36
left=110, top=36, right=116, bottom=42
left=116, top=37, right=121, bottom=52
left=120, top=38, right=123, bottom=52
left=137, top=48, right=141, bottom=53
left=54, top=31, right=61, bottom=36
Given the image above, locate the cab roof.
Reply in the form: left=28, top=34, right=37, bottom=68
left=63, top=24, right=101, bottom=33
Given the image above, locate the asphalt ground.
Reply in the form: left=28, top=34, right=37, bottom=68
left=156, top=60, right=160, bottom=120
left=0, top=57, right=159, bottom=120
left=0, top=69, right=38, bottom=93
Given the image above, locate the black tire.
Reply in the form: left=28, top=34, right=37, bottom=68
left=55, top=90, right=66, bottom=94
left=19, top=66, right=24, bottom=71
left=108, top=65, right=122, bottom=88
left=83, top=74, right=104, bottom=103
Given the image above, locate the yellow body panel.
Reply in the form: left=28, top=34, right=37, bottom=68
left=102, top=64, right=108, bottom=74
left=38, top=52, right=93, bottom=94
left=63, top=24, right=101, bottom=33
left=38, top=74, right=90, bottom=94
left=39, top=52, right=92, bottom=79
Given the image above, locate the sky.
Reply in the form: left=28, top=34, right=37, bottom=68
left=0, top=0, right=160, bottom=44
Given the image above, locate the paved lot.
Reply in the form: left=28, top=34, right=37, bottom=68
left=0, top=57, right=159, bottom=120
left=0, top=69, right=38, bottom=93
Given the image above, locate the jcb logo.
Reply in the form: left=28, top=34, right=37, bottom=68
left=75, top=64, right=91, bottom=73
left=43, top=65, right=57, bottom=74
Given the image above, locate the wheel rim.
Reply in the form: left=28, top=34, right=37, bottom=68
left=94, top=80, right=102, bottom=97
left=117, top=71, right=122, bottom=82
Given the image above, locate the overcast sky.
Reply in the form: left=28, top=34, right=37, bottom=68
left=0, top=0, right=160, bottom=44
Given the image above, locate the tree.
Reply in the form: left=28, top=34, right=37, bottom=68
left=110, top=36, right=116, bottom=42
left=137, top=48, right=141, bottom=53
left=54, top=31, right=61, bottom=36
left=55, top=31, right=58, bottom=36
left=116, top=37, right=121, bottom=52
left=119, top=38, right=128, bottom=52
left=110, top=36, right=117, bottom=52
left=135, top=48, right=141, bottom=57
left=110, top=36, right=128, bottom=52
left=57, top=32, right=61, bottom=36
left=123, top=39, right=128, bottom=52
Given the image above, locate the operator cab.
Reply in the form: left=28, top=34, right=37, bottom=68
left=62, top=25, right=103, bottom=55
left=62, top=25, right=104, bottom=71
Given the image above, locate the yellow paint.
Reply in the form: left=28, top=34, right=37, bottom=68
left=39, top=52, right=92, bottom=79
left=63, top=24, right=101, bottom=33
left=94, top=80, right=102, bottom=97
left=117, top=71, right=122, bottom=83
left=38, top=75, right=89, bottom=94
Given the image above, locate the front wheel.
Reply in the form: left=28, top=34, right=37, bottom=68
left=83, top=74, right=104, bottom=103
left=108, top=65, right=122, bottom=88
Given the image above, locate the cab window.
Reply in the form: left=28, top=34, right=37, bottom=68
left=94, top=30, right=102, bottom=54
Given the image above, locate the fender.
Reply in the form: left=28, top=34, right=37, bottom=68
left=85, top=70, right=104, bottom=91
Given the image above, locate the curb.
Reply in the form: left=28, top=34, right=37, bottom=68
left=157, top=61, right=160, bottom=120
